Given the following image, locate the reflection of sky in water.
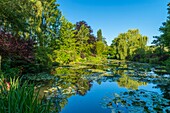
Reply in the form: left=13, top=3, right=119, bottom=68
left=60, top=80, right=162, bottom=113
left=138, top=83, right=162, bottom=94
left=61, top=82, right=127, bottom=113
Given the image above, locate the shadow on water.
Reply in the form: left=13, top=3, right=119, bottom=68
left=39, top=60, right=170, bottom=113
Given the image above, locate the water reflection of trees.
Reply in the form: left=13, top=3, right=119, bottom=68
left=156, top=82, right=170, bottom=100
left=110, top=62, right=147, bottom=90
left=117, top=74, right=147, bottom=90
left=113, top=61, right=169, bottom=100
left=49, top=61, right=170, bottom=112
left=44, top=67, right=94, bottom=112
left=56, top=74, right=92, bottom=96
left=54, top=67, right=93, bottom=96
left=51, top=66, right=122, bottom=112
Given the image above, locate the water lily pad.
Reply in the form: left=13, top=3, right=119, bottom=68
left=87, top=69, right=105, bottom=73
left=22, top=72, right=55, bottom=81
left=101, top=89, right=170, bottom=113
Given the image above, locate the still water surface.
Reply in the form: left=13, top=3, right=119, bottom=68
left=43, top=61, right=170, bottom=113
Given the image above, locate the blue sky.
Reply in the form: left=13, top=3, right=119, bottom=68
left=58, top=0, right=169, bottom=45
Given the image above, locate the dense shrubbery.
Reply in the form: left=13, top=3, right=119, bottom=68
left=0, top=31, right=35, bottom=76
left=0, top=31, right=34, bottom=61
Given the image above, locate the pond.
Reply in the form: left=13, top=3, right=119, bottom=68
left=41, top=60, right=170, bottom=113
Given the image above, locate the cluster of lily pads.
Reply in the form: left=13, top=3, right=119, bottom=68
left=22, top=72, right=55, bottom=81
left=101, top=89, right=170, bottom=113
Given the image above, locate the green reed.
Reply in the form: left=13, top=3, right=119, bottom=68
left=0, top=75, right=52, bottom=113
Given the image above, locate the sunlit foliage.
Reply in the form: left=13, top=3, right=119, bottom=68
left=111, top=29, right=148, bottom=60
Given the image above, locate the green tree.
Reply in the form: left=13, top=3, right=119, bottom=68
left=74, top=21, right=97, bottom=57
left=27, top=0, right=61, bottom=48
left=0, top=0, right=62, bottom=73
left=97, top=29, right=103, bottom=41
left=111, top=29, right=148, bottom=60
left=152, top=36, right=165, bottom=55
left=96, top=41, right=105, bottom=56
left=151, top=3, right=170, bottom=67
left=75, top=24, right=90, bottom=58
left=0, top=0, right=32, bottom=35
left=152, top=3, right=170, bottom=50
left=96, top=29, right=107, bottom=56
left=30, top=0, right=61, bottom=72
left=52, top=17, right=76, bottom=64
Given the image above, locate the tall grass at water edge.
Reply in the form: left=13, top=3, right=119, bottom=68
left=0, top=75, right=52, bottom=113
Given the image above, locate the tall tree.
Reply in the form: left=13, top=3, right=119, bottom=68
left=29, top=0, right=61, bottom=48
left=52, top=17, right=76, bottom=64
left=76, top=24, right=90, bottom=57
left=32, top=0, right=61, bottom=71
left=74, top=21, right=96, bottom=57
left=96, top=29, right=105, bottom=56
left=0, top=0, right=32, bottom=35
left=97, top=29, right=103, bottom=41
left=75, top=21, right=93, bottom=34
left=152, top=36, right=165, bottom=55
left=111, top=29, right=148, bottom=60
left=96, top=41, right=105, bottom=56
left=153, top=3, right=170, bottom=50
left=0, top=0, right=61, bottom=48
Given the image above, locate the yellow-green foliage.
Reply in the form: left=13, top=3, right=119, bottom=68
left=51, top=17, right=77, bottom=64
left=111, top=29, right=148, bottom=60
left=118, top=75, right=147, bottom=90
left=96, top=41, right=106, bottom=56
left=52, top=50, right=76, bottom=64
left=86, top=56, right=106, bottom=64
left=76, top=24, right=90, bottom=54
